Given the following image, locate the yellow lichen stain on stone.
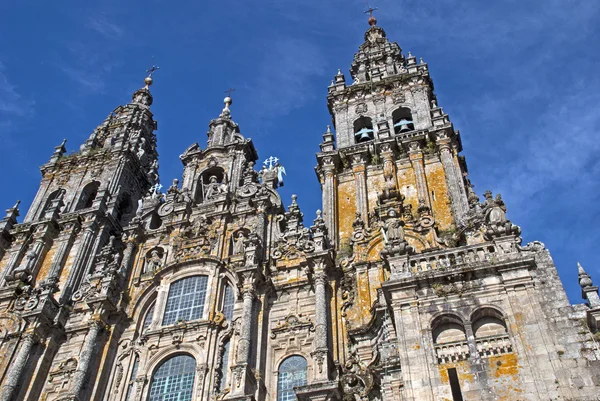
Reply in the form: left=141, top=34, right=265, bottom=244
left=356, top=270, right=372, bottom=326
left=397, top=166, right=418, bottom=212
left=489, top=353, right=520, bottom=378
left=366, top=237, right=384, bottom=262
left=366, top=169, right=385, bottom=214
left=438, top=360, right=474, bottom=384
left=336, top=178, right=357, bottom=245
left=35, top=247, right=56, bottom=283
left=54, top=252, right=75, bottom=300
left=424, top=161, right=454, bottom=229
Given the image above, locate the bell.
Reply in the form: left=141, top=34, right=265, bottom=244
left=394, top=119, right=414, bottom=133
left=355, top=128, right=374, bottom=143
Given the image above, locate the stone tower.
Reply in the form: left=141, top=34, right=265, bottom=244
left=0, top=12, right=599, bottom=401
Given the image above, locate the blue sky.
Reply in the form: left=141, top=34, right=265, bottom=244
left=1, top=0, right=599, bottom=303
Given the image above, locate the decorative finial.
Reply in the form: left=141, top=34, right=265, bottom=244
left=292, top=194, right=298, bottom=204
left=12, top=200, right=21, bottom=210
left=220, top=88, right=235, bottom=118
left=337, top=69, right=342, bottom=75
left=578, top=262, right=594, bottom=289
left=326, top=125, right=332, bottom=133
left=144, top=65, right=160, bottom=89
left=364, top=3, right=378, bottom=26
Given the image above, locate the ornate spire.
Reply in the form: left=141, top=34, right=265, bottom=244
left=132, top=65, right=159, bottom=107
left=207, top=89, right=242, bottom=148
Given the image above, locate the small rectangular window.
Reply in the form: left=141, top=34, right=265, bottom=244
left=448, top=368, right=464, bottom=401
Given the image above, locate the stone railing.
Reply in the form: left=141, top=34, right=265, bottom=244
left=410, top=244, right=498, bottom=273
left=434, top=340, right=470, bottom=364
left=476, top=334, right=513, bottom=358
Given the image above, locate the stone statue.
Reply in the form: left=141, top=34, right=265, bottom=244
left=383, top=218, right=405, bottom=243
left=145, top=249, right=163, bottom=273
left=204, top=175, right=225, bottom=200
left=233, top=232, right=246, bottom=255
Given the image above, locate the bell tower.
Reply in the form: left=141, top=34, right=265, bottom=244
left=317, top=12, right=469, bottom=252
left=0, top=72, right=160, bottom=401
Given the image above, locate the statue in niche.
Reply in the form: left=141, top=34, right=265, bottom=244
left=145, top=249, right=163, bottom=273
left=382, top=211, right=405, bottom=243
left=204, top=175, right=227, bottom=201
left=233, top=231, right=247, bottom=255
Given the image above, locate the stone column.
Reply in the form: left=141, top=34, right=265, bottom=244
left=351, top=154, right=369, bottom=226
left=119, top=232, right=140, bottom=282
left=321, top=162, right=337, bottom=246
left=59, top=220, right=98, bottom=303
left=437, top=135, right=468, bottom=222
left=408, top=142, right=430, bottom=208
left=236, top=288, right=255, bottom=365
left=312, top=272, right=330, bottom=380
left=0, top=331, right=37, bottom=401
left=71, top=318, right=104, bottom=398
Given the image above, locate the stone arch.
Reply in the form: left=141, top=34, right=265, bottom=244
left=469, top=306, right=509, bottom=338
left=392, top=107, right=414, bottom=134
left=38, top=188, right=64, bottom=219
left=145, top=347, right=203, bottom=379
left=75, top=181, right=101, bottom=211
left=353, top=116, right=374, bottom=143
left=431, top=313, right=467, bottom=344
left=145, top=351, right=199, bottom=401
left=276, top=355, right=309, bottom=401
left=115, top=192, right=134, bottom=225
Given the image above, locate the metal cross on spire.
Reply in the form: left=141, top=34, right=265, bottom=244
left=225, top=88, right=236, bottom=97
left=364, top=0, right=378, bottom=26
left=146, top=65, right=160, bottom=78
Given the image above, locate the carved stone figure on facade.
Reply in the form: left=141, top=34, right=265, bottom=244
left=145, top=249, right=163, bottom=273
left=233, top=231, right=246, bottom=255
left=204, top=175, right=227, bottom=201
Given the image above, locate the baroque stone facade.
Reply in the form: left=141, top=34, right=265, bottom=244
left=0, top=15, right=599, bottom=401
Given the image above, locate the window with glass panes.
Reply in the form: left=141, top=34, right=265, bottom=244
left=277, top=356, right=308, bottom=401
left=222, top=285, right=235, bottom=321
left=162, top=276, right=208, bottom=325
left=148, top=355, right=196, bottom=401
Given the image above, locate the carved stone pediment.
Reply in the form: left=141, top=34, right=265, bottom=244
left=270, top=314, right=315, bottom=339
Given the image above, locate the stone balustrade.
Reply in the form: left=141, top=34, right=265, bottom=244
left=434, top=339, right=470, bottom=364
left=476, top=334, right=513, bottom=358
left=409, top=244, right=498, bottom=273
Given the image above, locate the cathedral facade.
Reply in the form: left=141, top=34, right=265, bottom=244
left=0, top=15, right=599, bottom=401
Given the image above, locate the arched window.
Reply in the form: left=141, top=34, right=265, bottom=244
left=471, top=308, right=512, bottom=357
left=219, top=340, right=230, bottom=391
left=142, top=302, right=155, bottom=332
left=116, top=192, right=133, bottom=225
left=163, top=276, right=208, bottom=326
left=353, top=117, right=374, bottom=143
left=392, top=107, right=414, bottom=134
left=75, top=181, right=100, bottom=210
left=39, top=189, right=63, bottom=219
left=222, top=285, right=235, bottom=321
left=124, top=354, right=139, bottom=400
left=277, top=356, right=308, bottom=401
left=148, top=355, right=196, bottom=401
left=431, top=314, right=469, bottom=364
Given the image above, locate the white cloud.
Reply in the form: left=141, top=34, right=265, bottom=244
left=0, top=62, right=34, bottom=118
